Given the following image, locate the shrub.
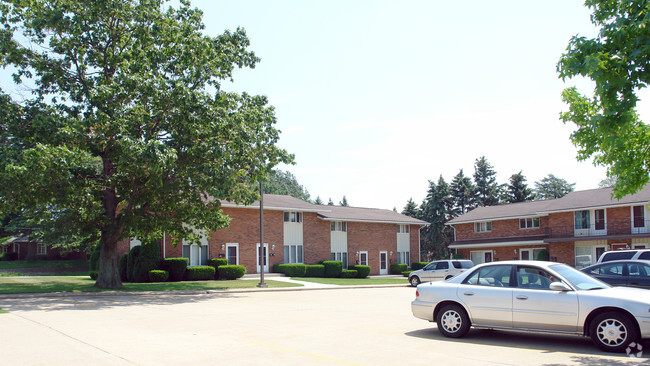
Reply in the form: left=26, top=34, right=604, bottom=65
left=272, top=263, right=284, bottom=273
left=119, top=254, right=129, bottom=282
left=322, top=260, right=343, bottom=278
left=349, top=265, right=370, bottom=278
left=402, top=270, right=412, bottom=277
left=185, top=266, right=215, bottom=281
left=132, top=237, right=161, bottom=283
left=390, top=263, right=407, bottom=274
left=208, top=258, right=229, bottom=279
left=305, top=264, right=325, bottom=277
left=282, top=264, right=306, bottom=277
left=340, top=270, right=358, bottom=278
left=536, top=249, right=550, bottom=261
left=452, top=253, right=464, bottom=260
left=149, top=270, right=169, bottom=282
left=411, top=262, right=428, bottom=271
left=0, top=253, right=4, bottom=261
left=218, top=265, right=246, bottom=280
left=126, top=245, right=141, bottom=282
left=89, top=271, right=98, bottom=280
left=161, top=257, right=189, bottom=282
left=89, top=242, right=101, bottom=271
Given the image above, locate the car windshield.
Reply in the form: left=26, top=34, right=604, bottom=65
left=550, top=264, right=611, bottom=290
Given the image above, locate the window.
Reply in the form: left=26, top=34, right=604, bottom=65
left=226, top=244, right=239, bottom=265
left=470, top=250, right=492, bottom=264
left=519, top=217, right=540, bottom=229
left=284, top=244, right=304, bottom=264
left=464, top=265, right=511, bottom=286
left=330, top=221, right=347, bottom=232
left=359, top=251, right=368, bottom=266
left=474, top=221, right=492, bottom=233
left=515, top=266, right=554, bottom=290
left=587, top=263, right=624, bottom=276
left=182, top=244, right=208, bottom=266
left=595, top=209, right=606, bottom=230
left=633, top=206, right=645, bottom=228
left=283, top=211, right=303, bottom=223
left=397, top=224, right=409, bottom=233
left=397, top=251, right=410, bottom=265
left=36, top=243, right=47, bottom=256
left=520, top=248, right=546, bottom=261
left=628, top=263, right=650, bottom=277
left=574, top=210, right=590, bottom=229
left=331, top=252, right=348, bottom=269
left=436, top=261, right=449, bottom=270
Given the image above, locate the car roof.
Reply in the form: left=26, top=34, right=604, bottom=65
left=585, top=259, right=650, bottom=266
left=475, top=260, right=559, bottom=268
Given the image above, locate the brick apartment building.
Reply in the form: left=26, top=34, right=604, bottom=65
left=120, top=194, right=427, bottom=275
left=446, top=185, right=650, bottom=268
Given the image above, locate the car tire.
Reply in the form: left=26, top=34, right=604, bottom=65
left=589, top=311, right=639, bottom=353
left=409, top=276, right=421, bottom=287
left=436, top=304, right=471, bottom=338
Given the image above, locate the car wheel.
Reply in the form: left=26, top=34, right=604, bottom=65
left=409, top=276, right=421, bottom=287
left=436, top=304, right=471, bottom=338
left=589, top=311, right=639, bottom=353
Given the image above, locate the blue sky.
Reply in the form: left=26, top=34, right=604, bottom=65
left=2, top=1, right=628, bottom=210
left=199, top=0, right=616, bottom=210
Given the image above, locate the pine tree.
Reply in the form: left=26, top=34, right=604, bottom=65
left=327, top=198, right=334, bottom=206
left=401, top=198, right=419, bottom=218
left=339, top=196, right=349, bottom=207
left=473, top=156, right=500, bottom=207
left=314, top=196, right=324, bottom=205
left=450, top=169, right=476, bottom=215
left=505, top=171, right=534, bottom=203
left=419, top=176, right=455, bottom=259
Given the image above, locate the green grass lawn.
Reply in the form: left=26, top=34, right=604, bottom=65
left=291, top=277, right=409, bottom=285
left=0, top=259, right=89, bottom=270
left=0, top=277, right=302, bottom=294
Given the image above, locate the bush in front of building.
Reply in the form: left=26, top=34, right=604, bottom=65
left=161, top=257, right=189, bottom=282
left=536, top=249, right=550, bottom=261
left=411, top=262, right=428, bottom=270
left=282, top=264, right=306, bottom=277
left=184, top=265, right=215, bottom=281
left=390, top=263, right=407, bottom=274
left=218, top=265, right=246, bottom=280
left=348, top=265, right=370, bottom=278
left=305, top=264, right=325, bottom=277
left=272, top=263, right=284, bottom=273
left=132, top=238, right=161, bottom=283
left=126, top=245, right=141, bottom=282
left=208, top=258, right=229, bottom=279
left=340, top=269, right=358, bottom=278
left=402, top=270, right=412, bottom=277
left=322, top=260, right=343, bottom=278
left=119, top=254, right=129, bottom=282
left=149, top=270, right=169, bottom=282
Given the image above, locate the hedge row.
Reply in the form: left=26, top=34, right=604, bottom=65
left=411, top=262, right=429, bottom=271
left=390, top=263, right=408, bottom=274
left=274, top=261, right=370, bottom=278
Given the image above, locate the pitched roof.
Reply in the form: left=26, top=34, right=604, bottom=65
left=220, top=194, right=427, bottom=225
left=447, top=185, right=650, bottom=225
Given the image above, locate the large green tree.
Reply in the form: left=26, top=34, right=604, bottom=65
left=450, top=169, right=476, bottom=215
left=401, top=198, right=419, bottom=218
left=534, top=174, right=575, bottom=200
left=473, top=156, right=500, bottom=207
left=505, top=171, right=534, bottom=203
left=419, top=176, right=454, bottom=259
left=558, top=0, right=650, bottom=198
left=0, top=0, right=291, bottom=289
left=263, top=170, right=311, bottom=202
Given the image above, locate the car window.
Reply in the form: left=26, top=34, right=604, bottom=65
left=516, top=266, right=554, bottom=290
left=452, top=261, right=461, bottom=269
left=591, top=263, right=624, bottom=276
left=602, top=252, right=635, bottom=261
left=639, top=252, right=650, bottom=260
left=436, top=262, right=449, bottom=270
left=424, top=262, right=436, bottom=270
left=463, top=265, right=511, bottom=287
left=627, top=263, right=650, bottom=277
left=459, top=261, right=474, bottom=269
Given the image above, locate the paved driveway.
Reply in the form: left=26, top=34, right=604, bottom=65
left=1, top=287, right=646, bottom=365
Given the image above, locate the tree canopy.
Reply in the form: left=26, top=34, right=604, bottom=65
left=558, top=0, right=650, bottom=198
left=534, top=174, right=576, bottom=200
left=263, top=170, right=311, bottom=202
left=505, top=171, right=534, bottom=203
left=0, top=0, right=291, bottom=288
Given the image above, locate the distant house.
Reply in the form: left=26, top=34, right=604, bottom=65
left=119, top=194, right=427, bottom=275
left=446, top=185, right=650, bottom=268
left=1, top=235, right=86, bottom=260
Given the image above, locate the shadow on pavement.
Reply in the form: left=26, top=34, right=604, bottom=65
left=406, top=327, right=650, bottom=364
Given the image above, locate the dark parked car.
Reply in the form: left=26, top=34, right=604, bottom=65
left=581, top=260, right=650, bottom=289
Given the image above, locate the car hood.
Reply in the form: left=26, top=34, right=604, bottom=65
left=582, top=286, right=650, bottom=303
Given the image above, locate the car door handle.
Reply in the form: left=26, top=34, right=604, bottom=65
left=516, top=295, right=528, bottom=300
left=463, top=291, right=474, bottom=296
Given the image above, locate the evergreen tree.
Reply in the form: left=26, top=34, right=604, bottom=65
left=339, top=196, right=349, bottom=207
left=401, top=198, right=419, bottom=218
left=473, top=156, right=500, bottom=206
left=450, top=169, right=476, bottom=215
left=505, top=171, right=534, bottom=203
left=327, top=198, right=334, bottom=206
left=314, top=196, right=324, bottom=205
left=419, top=176, right=455, bottom=259
left=534, top=174, right=576, bottom=200
left=263, top=170, right=311, bottom=201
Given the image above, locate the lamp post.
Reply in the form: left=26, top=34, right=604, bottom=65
left=257, top=181, right=267, bottom=288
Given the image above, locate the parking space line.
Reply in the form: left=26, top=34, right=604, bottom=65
left=249, top=341, right=365, bottom=365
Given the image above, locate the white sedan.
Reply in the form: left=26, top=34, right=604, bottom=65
left=411, top=260, right=650, bottom=353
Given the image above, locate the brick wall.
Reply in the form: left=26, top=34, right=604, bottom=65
left=455, top=217, right=545, bottom=241
left=303, top=213, right=330, bottom=264
left=410, top=224, right=420, bottom=263
left=348, top=221, right=395, bottom=275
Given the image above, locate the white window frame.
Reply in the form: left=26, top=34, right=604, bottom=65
left=474, top=221, right=492, bottom=233
left=519, top=217, right=540, bottom=230
left=359, top=251, right=368, bottom=266
left=470, top=250, right=493, bottom=264
left=182, top=244, right=208, bottom=267
left=283, top=211, right=303, bottom=223
left=397, top=251, right=410, bottom=265
left=226, top=243, right=239, bottom=265
left=519, top=248, right=545, bottom=261
left=330, top=221, right=347, bottom=232
left=284, top=244, right=304, bottom=264
left=36, top=242, right=47, bottom=256
left=397, top=224, right=409, bottom=233
left=331, top=252, right=348, bottom=269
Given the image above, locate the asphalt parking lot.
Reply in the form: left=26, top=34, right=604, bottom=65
left=1, top=286, right=648, bottom=365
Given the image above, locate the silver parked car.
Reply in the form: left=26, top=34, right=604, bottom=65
left=411, top=260, right=650, bottom=352
left=408, top=259, right=474, bottom=287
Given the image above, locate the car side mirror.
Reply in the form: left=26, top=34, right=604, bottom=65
left=549, top=282, right=572, bottom=291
